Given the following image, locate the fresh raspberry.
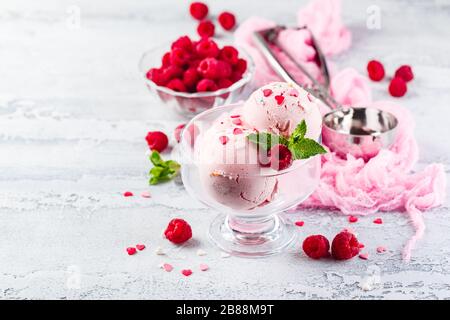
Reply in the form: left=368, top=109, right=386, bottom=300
left=217, top=61, right=232, bottom=79
left=269, top=144, right=293, bottom=171
left=136, top=244, right=146, bottom=251
left=302, top=235, right=330, bottom=259
left=182, top=68, right=199, bottom=90
left=331, top=231, right=360, bottom=260
left=233, top=58, right=247, bottom=74
left=217, top=78, right=233, bottom=89
left=197, top=20, right=215, bottom=38
left=195, top=39, right=219, bottom=58
left=373, top=218, right=383, bottom=224
left=219, top=135, right=229, bottom=145
left=170, top=48, right=190, bottom=67
left=229, top=71, right=243, bottom=83
left=161, top=65, right=183, bottom=81
left=197, top=58, right=220, bottom=79
left=348, top=215, right=358, bottom=223
left=367, top=60, right=385, bottom=81
left=123, top=191, right=133, bottom=197
left=395, top=65, right=414, bottom=82
left=189, top=2, right=208, bottom=20
left=162, top=52, right=171, bottom=67
left=218, top=11, right=236, bottom=31
left=146, top=68, right=167, bottom=86
left=219, top=46, right=239, bottom=65
left=174, top=123, right=186, bottom=143
left=166, top=78, right=187, bottom=92
left=171, top=35, right=193, bottom=52
left=145, top=131, right=169, bottom=152
left=388, top=77, right=407, bottom=97
left=126, top=247, right=137, bottom=255
left=196, top=78, right=218, bottom=92
left=164, top=218, right=192, bottom=244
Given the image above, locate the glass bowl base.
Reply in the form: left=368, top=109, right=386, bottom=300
left=208, top=213, right=296, bottom=258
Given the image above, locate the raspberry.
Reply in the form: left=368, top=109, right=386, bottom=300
left=217, top=78, right=233, bottom=89
left=197, top=58, right=220, bottom=79
left=123, top=191, right=133, bottom=197
left=196, top=78, right=218, bottom=92
left=388, top=77, right=407, bottom=97
left=274, top=95, right=285, bottom=105
left=170, top=48, right=190, bottom=67
left=219, top=135, right=229, bottom=145
left=331, top=231, right=360, bottom=260
left=182, top=68, right=199, bottom=90
left=197, top=20, right=215, bottom=38
left=181, top=269, right=193, bottom=277
left=136, top=244, right=146, bottom=251
left=217, top=61, right=232, bottom=79
left=145, top=131, right=169, bottom=152
left=160, top=65, right=183, bottom=81
left=164, top=218, right=192, bottom=244
left=162, top=52, right=171, bottom=67
left=373, top=218, right=383, bottom=224
left=189, top=2, right=208, bottom=20
left=395, top=65, right=414, bottom=82
left=348, top=215, right=358, bottom=223
left=171, top=35, right=193, bottom=52
left=230, top=71, right=243, bottom=83
left=269, top=144, right=293, bottom=171
left=233, top=58, right=247, bottom=74
left=295, top=221, right=305, bottom=227
left=166, top=78, right=187, bottom=92
left=126, top=247, right=137, bottom=255
left=218, top=11, right=236, bottom=31
left=146, top=68, right=167, bottom=86
left=367, top=60, right=385, bottom=81
left=174, top=123, right=186, bottom=143
left=302, top=235, right=330, bottom=259
left=219, top=46, right=239, bottom=65
left=195, top=39, right=219, bottom=58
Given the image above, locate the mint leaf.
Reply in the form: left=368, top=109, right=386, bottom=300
left=290, top=138, right=327, bottom=160
left=148, top=151, right=181, bottom=185
left=247, top=132, right=289, bottom=150
left=290, top=120, right=307, bottom=143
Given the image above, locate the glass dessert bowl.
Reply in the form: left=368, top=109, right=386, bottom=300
left=180, top=103, right=322, bottom=258
left=138, top=42, right=254, bottom=118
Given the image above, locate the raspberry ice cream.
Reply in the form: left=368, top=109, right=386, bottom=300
left=193, top=82, right=323, bottom=211
left=242, top=82, right=322, bottom=139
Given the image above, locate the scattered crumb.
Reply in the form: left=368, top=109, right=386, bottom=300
left=155, top=246, right=165, bottom=255
left=359, top=253, right=369, bottom=260
left=376, top=246, right=387, bottom=254
left=220, top=252, right=231, bottom=258
left=197, top=249, right=207, bottom=256
left=141, top=191, right=151, bottom=198
left=199, top=263, right=209, bottom=271
left=161, top=263, right=173, bottom=272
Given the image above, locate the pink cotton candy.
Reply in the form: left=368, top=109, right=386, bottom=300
left=330, top=68, right=372, bottom=106
left=301, top=101, right=446, bottom=261
left=297, top=0, right=351, bottom=56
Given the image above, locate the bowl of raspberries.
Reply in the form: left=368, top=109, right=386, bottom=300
left=139, top=35, right=254, bottom=117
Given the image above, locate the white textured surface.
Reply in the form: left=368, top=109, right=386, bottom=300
left=0, top=0, right=450, bottom=300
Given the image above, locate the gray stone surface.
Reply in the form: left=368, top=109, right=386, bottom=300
left=0, top=0, right=449, bottom=299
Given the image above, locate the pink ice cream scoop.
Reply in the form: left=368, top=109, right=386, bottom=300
left=197, top=110, right=277, bottom=211
left=241, top=82, right=322, bottom=139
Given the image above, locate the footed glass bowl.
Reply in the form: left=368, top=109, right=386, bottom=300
left=180, top=104, right=321, bottom=257
left=138, top=44, right=254, bottom=118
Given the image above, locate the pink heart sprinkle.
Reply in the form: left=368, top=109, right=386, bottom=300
left=373, top=218, right=383, bottom=224
left=219, top=136, right=229, bottom=145
left=136, top=244, right=146, bottom=251
left=140, top=191, right=151, bottom=198
left=232, top=118, right=242, bottom=126
left=348, top=215, right=358, bottom=223
left=275, top=95, right=284, bottom=105
left=262, top=89, right=272, bottom=97
left=376, top=246, right=386, bottom=253
left=123, top=191, right=133, bottom=197
left=199, top=263, right=209, bottom=271
left=359, top=253, right=369, bottom=260
left=163, top=263, right=173, bottom=272
left=126, top=247, right=137, bottom=255
left=233, top=128, right=243, bottom=135
left=295, top=221, right=304, bottom=227
left=181, top=269, right=193, bottom=277
left=288, top=88, right=299, bottom=97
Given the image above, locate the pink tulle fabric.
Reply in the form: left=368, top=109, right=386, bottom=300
left=234, top=0, right=446, bottom=260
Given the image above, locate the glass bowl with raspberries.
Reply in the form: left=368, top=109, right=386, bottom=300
left=139, top=36, right=254, bottom=117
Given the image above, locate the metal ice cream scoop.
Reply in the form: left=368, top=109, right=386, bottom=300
left=253, top=26, right=398, bottom=160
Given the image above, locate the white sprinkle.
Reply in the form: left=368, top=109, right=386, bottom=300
left=197, top=249, right=207, bottom=256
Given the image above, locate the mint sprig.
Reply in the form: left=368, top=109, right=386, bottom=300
left=247, top=120, right=326, bottom=160
left=149, top=151, right=181, bottom=185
